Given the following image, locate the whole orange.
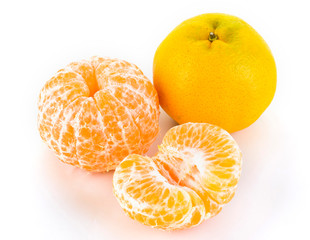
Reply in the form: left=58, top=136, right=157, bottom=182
left=153, top=13, right=276, bottom=132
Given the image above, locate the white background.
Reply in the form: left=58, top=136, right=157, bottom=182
left=1, top=0, right=309, bottom=239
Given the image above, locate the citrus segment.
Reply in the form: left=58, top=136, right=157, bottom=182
left=113, top=154, right=205, bottom=230
left=96, top=60, right=159, bottom=153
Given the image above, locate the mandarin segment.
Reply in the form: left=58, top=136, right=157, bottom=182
left=113, top=123, right=242, bottom=230
left=50, top=97, right=87, bottom=166
left=38, top=57, right=159, bottom=172
left=96, top=59, right=159, bottom=153
left=38, top=71, right=89, bottom=143
left=157, top=123, right=242, bottom=205
left=93, top=89, right=142, bottom=170
left=113, top=154, right=205, bottom=230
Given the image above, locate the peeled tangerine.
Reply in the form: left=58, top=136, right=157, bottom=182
left=38, top=56, right=159, bottom=172
left=113, top=123, right=242, bottom=230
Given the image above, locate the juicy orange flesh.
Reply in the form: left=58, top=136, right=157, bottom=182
left=113, top=123, right=242, bottom=230
left=38, top=56, right=160, bottom=172
left=114, top=154, right=206, bottom=230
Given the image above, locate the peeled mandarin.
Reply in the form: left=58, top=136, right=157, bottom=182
left=38, top=56, right=160, bottom=172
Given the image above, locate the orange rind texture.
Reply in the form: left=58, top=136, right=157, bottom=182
left=113, top=123, right=242, bottom=230
left=38, top=56, right=160, bottom=172
left=153, top=13, right=276, bottom=132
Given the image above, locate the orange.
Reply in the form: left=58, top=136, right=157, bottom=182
left=38, top=56, right=160, bottom=172
left=113, top=123, right=242, bottom=230
left=153, top=13, right=277, bottom=132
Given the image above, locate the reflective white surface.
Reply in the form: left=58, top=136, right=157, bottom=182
left=1, top=0, right=309, bottom=239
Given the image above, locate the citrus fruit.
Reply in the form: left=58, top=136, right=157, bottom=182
left=113, top=122, right=242, bottom=230
left=153, top=13, right=277, bottom=132
left=38, top=56, right=160, bottom=172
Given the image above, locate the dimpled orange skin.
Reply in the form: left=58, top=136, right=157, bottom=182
left=38, top=56, right=160, bottom=172
left=113, top=123, right=242, bottom=230
left=153, top=13, right=277, bottom=133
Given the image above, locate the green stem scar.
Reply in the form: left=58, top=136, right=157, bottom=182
left=208, top=32, right=218, bottom=42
